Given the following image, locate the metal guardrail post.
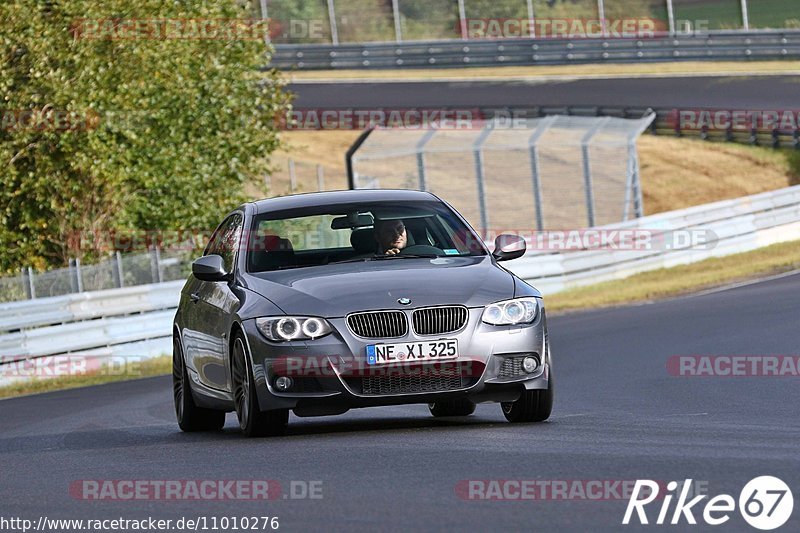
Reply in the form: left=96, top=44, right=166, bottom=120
left=527, top=116, right=556, bottom=231
left=473, top=123, right=494, bottom=236
left=326, top=0, right=339, bottom=45
left=415, top=129, right=437, bottom=191
left=580, top=117, right=610, bottom=227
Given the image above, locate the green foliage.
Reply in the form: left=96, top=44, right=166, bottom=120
left=0, top=0, right=290, bottom=272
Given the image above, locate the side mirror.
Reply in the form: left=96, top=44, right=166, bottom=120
left=192, top=255, right=229, bottom=282
left=492, top=234, right=526, bottom=262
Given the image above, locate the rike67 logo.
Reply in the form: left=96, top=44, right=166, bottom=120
left=623, top=477, right=794, bottom=530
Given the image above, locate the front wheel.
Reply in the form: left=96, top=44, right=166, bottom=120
left=231, top=334, right=289, bottom=437
left=501, top=375, right=553, bottom=423
left=173, top=337, right=225, bottom=432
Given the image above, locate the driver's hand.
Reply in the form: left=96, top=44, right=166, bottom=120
left=385, top=248, right=401, bottom=255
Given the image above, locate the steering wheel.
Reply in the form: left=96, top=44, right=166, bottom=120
left=400, top=244, right=444, bottom=256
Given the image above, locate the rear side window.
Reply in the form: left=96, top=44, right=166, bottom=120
left=205, top=213, right=243, bottom=273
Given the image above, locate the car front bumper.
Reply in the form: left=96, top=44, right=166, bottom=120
left=241, top=306, right=551, bottom=416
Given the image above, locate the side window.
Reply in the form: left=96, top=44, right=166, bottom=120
left=205, top=214, right=243, bottom=274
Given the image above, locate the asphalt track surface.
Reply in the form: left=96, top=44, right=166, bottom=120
left=1, top=272, right=799, bottom=532
left=289, top=75, right=800, bottom=110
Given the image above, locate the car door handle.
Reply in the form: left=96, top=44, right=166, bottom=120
left=190, top=292, right=200, bottom=303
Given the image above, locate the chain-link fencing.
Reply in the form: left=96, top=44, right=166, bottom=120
left=350, top=114, right=655, bottom=235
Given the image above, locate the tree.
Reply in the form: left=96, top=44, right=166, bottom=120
left=0, top=0, right=290, bottom=272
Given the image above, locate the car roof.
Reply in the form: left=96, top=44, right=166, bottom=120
left=252, top=189, right=439, bottom=214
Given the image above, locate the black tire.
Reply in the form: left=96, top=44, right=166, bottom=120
left=428, top=399, right=476, bottom=417
left=501, top=376, right=553, bottom=423
left=231, top=334, right=289, bottom=437
left=173, top=337, right=226, bottom=432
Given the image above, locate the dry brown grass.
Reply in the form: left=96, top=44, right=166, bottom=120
left=261, top=132, right=799, bottom=222
left=283, top=61, right=800, bottom=82
left=638, top=136, right=797, bottom=215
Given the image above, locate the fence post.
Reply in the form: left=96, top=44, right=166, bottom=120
left=526, top=0, right=536, bottom=38
left=327, top=0, right=339, bottom=45
left=316, top=165, right=325, bottom=191
left=473, top=122, right=494, bottom=237
left=288, top=158, right=297, bottom=193
left=666, top=0, right=675, bottom=36
left=740, top=0, right=750, bottom=30
left=21, top=268, right=30, bottom=299
left=581, top=117, right=610, bottom=228
left=69, top=258, right=79, bottom=293
left=150, top=246, right=162, bottom=283
left=527, top=116, right=556, bottom=231
left=75, top=257, right=83, bottom=292
left=115, top=251, right=125, bottom=288
left=597, top=0, right=608, bottom=37
left=415, top=129, right=437, bottom=191
left=457, top=0, right=467, bottom=39
left=27, top=266, right=36, bottom=299
left=391, top=0, right=402, bottom=42
left=258, top=0, right=270, bottom=44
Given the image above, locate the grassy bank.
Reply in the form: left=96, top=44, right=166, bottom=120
left=546, top=239, right=800, bottom=313
left=0, top=356, right=171, bottom=400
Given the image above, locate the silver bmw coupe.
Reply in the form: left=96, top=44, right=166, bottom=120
left=173, top=189, right=552, bottom=436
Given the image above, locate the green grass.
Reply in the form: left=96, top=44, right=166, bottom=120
left=0, top=355, right=171, bottom=399
left=546, top=239, right=800, bottom=313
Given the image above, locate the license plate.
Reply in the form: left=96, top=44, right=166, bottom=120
left=366, top=339, right=458, bottom=365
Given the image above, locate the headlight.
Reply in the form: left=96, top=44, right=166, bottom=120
left=481, top=297, right=538, bottom=326
left=256, top=316, right=333, bottom=342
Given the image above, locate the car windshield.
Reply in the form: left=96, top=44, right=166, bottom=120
left=246, top=200, right=486, bottom=273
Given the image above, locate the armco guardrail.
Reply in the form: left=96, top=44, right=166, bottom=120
left=271, top=31, right=800, bottom=70
left=507, top=184, right=800, bottom=294
left=2, top=185, right=800, bottom=385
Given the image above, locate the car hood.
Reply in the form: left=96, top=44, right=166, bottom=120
left=243, top=256, right=515, bottom=317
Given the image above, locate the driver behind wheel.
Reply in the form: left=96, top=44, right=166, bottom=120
left=374, top=219, right=407, bottom=255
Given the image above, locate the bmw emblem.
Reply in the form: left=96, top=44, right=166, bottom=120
left=398, top=297, right=412, bottom=305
